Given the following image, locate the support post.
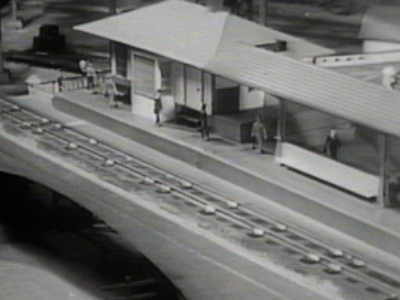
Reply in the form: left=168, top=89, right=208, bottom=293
left=108, top=0, right=117, bottom=14
left=201, top=70, right=205, bottom=105
left=377, top=134, right=391, bottom=207
left=110, top=42, right=117, bottom=75
left=183, top=64, right=187, bottom=105
left=11, top=0, right=17, bottom=20
left=255, top=0, right=266, bottom=25
left=0, top=15, right=5, bottom=76
left=109, top=0, right=117, bottom=75
left=7, top=0, right=24, bottom=29
left=276, top=98, right=286, bottom=141
left=0, top=12, right=10, bottom=83
left=211, top=74, right=216, bottom=114
left=129, top=50, right=135, bottom=113
left=275, top=98, right=286, bottom=157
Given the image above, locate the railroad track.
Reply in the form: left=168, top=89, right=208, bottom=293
left=0, top=98, right=399, bottom=300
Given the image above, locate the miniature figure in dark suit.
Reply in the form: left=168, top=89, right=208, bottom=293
left=323, top=129, right=341, bottom=159
left=154, top=90, right=163, bottom=126
left=200, top=103, right=209, bottom=140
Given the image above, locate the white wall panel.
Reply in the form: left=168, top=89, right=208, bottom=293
left=203, top=72, right=213, bottom=115
left=171, top=63, right=185, bottom=105
left=185, top=66, right=202, bottom=111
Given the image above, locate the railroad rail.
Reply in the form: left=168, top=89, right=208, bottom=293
left=0, top=97, right=399, bottom=300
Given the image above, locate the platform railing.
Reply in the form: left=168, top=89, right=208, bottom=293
left=57, top=71, right=109, bottom=93
left=30, top=70, right=110, bottom=96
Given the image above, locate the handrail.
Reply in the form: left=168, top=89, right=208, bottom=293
left=31, top=70, right=172, bottom=96
left=32, top=70, right=110, bottom=95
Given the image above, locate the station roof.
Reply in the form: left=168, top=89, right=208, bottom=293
left=205, top=42, right=400, bottom=138
left=359, top=5, right=400, bottom=43
left=74, top=0, right=334, bottom=68
left=75, top=0, right=400, bottom=139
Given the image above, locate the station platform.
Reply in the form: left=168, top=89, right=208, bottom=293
left=38, top=89, right=400, bottom=262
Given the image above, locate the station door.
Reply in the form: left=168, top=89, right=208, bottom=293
left=185, top=66, right=202, bottom=111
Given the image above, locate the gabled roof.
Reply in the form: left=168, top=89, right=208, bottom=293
left=75, top=0, right=227, bottom=67
left=359, top=5, right=400, bottom=43
left=74, top=0, right=333, bottom=68
left=205, top=43, right=400, bottom=139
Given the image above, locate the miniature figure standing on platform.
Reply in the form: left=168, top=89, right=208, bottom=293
left=104, top=76, right=118, bottom=108
left=79, top=59, right=87, bottom=87
left=56, top=69, right=64, bottom=92
left=85, top=61, right=96, bottom=90
left=154, top=90, right=163, bottom=126
left=79, top=59, right=87, bottom=74
left=251, top=116, right=267, bottom=154
left=323, top=129, right=341, bottom=160
left=200, top=103, right=210, bottom=140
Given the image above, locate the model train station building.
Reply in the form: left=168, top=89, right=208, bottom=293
left=74, top=0, right=334, bottom=142
left=73, top=0, right=400, bottom=206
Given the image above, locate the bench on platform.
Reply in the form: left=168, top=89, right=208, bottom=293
left=275, top=142, right=379, bottom=198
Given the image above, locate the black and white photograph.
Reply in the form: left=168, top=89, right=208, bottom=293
left=1, top=0, right=400, bottom=299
